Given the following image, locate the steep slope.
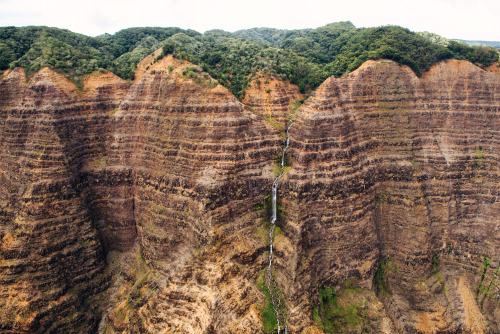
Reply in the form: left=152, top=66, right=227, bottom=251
left=94, top=54, right=282, bottom=333
left=278, top=59, right=500, bottom=333
left=0, top=67, right=124, bottom=333
left=243, top=73, right=303, bottom=133
left=1, top=55, right=500, bottom=334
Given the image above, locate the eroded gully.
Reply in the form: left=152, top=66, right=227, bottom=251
left=266, top=108, right=297, bottom=334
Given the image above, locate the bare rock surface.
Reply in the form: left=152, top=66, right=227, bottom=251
left=243, top=72, right=303, bottom=133
left=0, top=58, right=499, bottom=333
left=282, top=59, right=500, bottom=333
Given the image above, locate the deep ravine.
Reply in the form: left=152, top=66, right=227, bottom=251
left=266, top=106, right=297, bottom=333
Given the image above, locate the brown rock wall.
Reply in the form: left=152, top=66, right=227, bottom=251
left=243, top=73, right=303, bottom=133
left=281, top=59, right=500, bottom=333
left=1, top=57, right=500, bottom=333
left=0, top=68, right=117, bottom=333
left=97, top=56, right=281, bottom=333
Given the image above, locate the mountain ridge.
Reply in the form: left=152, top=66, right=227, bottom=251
left=1, top=22, right=498, bottom=98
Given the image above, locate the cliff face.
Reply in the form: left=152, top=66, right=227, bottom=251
left=0, top=67, right=128, bottom=333
left=281, top=59, right=500, bottom=333
left=99, top=55, right=280, bottom=333
left=243, top=73, right=303, bottom=133
left=0, top=58, right=499, bottom=334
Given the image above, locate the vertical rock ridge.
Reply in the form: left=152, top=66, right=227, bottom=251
left=100, top=55, right=282, bottom=333
left=282, top=59, right=500, bottom=333
left=0, top=68, right=110, bottom=333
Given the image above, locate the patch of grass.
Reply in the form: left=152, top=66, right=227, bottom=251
left=482, top=266, right=499, bottom=306
left=475, top=146, right=483, bottom=159
left=273, top=162, right=282, bottom=178
left=272, top=150, right=292, bottom=179
left=432, top=253, right=439, bottom=270
left=265, top=117, right=282, bottom=132
left=127, top=270, right=151, bottom=309
left=312, top=306, right=322, bottom=325
left=375, top=191, right=390, bottom=207
left=256, top=273, right=279, bottom=333
left=477, top=256, right=491, bottom=296
left=92, top=156, right=107, bottom=170
left=374, top=256, right=397, bottom=295
left=291, top=99, right=303, bottom=111
left=261, top=300, right=278, bottom=332
left=475, top=146, right=484, bottom=167
left=253, top=193, right=273, bottom=242
left=108, top=108, right=118, bottom=116
left=431, top=253, right=447, bottom=293
left=253, top=201, right=265, bottom=212
left=273, top=226, right=282, bottom=237
left=314, top=282, right=367, bottom=333
left=80, top=240, right=90, bottom=247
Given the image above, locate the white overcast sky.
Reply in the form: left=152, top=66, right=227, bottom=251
left=1, top=0, right=499, bottom=41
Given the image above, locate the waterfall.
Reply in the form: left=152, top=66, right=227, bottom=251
left=266, top=109, right=296, bottom=334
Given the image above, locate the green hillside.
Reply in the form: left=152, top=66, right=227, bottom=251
left=1, top=23, right=498, bottom=96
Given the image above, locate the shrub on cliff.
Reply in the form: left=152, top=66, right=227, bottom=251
left=447, top=40, right=498, bottom=67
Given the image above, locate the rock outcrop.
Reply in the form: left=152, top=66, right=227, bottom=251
left=1, top=57, right=499, bottom=334
left=243, top=73, right=303, bottom=134
left=0, top=67, right=125, bottom=333
left=280, top=59, right=500, bottom=333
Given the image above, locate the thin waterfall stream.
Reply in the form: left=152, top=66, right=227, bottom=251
left=266, top=108, right=297, bottom=334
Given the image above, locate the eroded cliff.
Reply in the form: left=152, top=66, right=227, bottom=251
left=280, top=59, right=500, bottom=333
left=0, top=57, right=499, bottom=334
left=0, top=67, right=126, bottom=333
left=243, top=73, right=303, bottom=134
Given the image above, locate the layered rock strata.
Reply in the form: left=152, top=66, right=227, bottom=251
left=0, top=53, right=284, bottom=332
left=243, top=73, right=303, bottom=134
left=280, top=59, right=500, bottom=333
left=100, top=55, right=281, bottom=332
left=0, top=67, right=129, bottom=333
left=0, top=57, right=499, bottom=334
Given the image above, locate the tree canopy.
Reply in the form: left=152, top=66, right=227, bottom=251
left=1, top=23, right=497, bottom=96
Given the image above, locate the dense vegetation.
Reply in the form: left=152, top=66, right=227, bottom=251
left=0, top=26, right=107, bottom=82
left=1, top=23, right=498, bottom=96
left=457, top=39, right=500, bottom=50
left=95, top=27, right=200, bottom=79
left=312, top=281, right=369, bottom=333
left=160, top=23, right=498, bottom=96
left=0, top=26, right=199, bottom=86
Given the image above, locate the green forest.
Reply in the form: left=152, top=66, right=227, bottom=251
left=0, top=22, right=498, bottom=97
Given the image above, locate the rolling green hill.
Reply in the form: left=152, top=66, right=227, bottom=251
left=1, top=23, right=498, bottom=97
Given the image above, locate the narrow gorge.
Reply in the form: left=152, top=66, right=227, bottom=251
left=1, top=50, right=500, bottom=334
left=265, top=101, right=298, bottom=333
